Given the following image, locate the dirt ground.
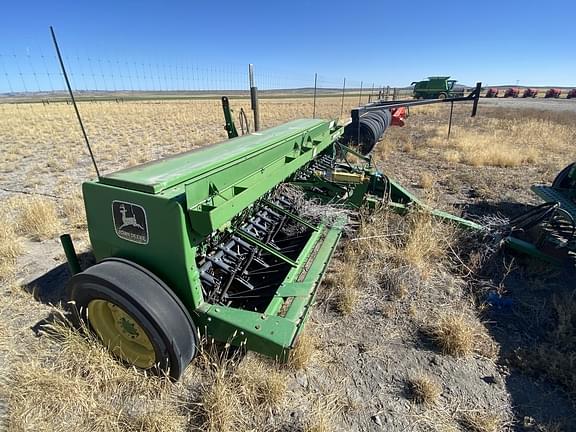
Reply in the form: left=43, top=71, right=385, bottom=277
left=1, top=97, right=575, bottom=431
left=372, top=100, right=576, bottom=430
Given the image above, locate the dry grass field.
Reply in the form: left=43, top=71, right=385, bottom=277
left=1, top=96, right=575, bottom=431
left=0, top=96, right=360, bottom=193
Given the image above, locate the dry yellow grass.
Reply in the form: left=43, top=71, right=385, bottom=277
left=236, top=356, right=286, bottom=407
left=379, top=104, right=575, bottom=171
left=1, top=285, right=290, bottom=432
left=332, top=244, right=361, bottom=315
left=196, top=350, right=289, bottom=431
left=0, top=288, right=186, bottom=432
left=305, top=410, right=332, bottom=432
left=62, top=194, right=87, bottom=230
left=288, top=331, right=316, bottom=370
left=425, top=311, right=496, bottom=358
left=427, top=312, right=474, bottom=357
left=200, top=372, right=241, bottom=432
left=419, top=172, right=435, bottom=189
left=406, top=373, right=442, bottom=406
left=0, top=221, right=23, bottom=280
left=402, top=212, right=452, bottom=274
left=16, top=197, right=62, bottom=241
left=354, top=210, right=455, bottom=284
left=305, top=394, right=342, bottom=432
left=0, top=97, right=361, bottom=192
left=428, top=124, right=540, bottom=167
left=460, top=411, right=505, bottom=432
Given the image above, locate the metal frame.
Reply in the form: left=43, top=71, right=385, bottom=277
left=350, top=82, right=482, bottom=123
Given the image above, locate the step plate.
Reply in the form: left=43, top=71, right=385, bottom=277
left=531, top=185, right=576, bottom=219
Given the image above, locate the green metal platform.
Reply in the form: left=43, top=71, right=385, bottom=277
left=532, top=184, right=576, bottom=218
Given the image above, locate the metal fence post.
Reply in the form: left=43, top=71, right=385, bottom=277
left=249, top=64, right=260, bottom=131
left=340, top=77, right=346, bottom=118
left=447, top=101, right=454, bottom=140
left=313, top=73, right=318, bottom=119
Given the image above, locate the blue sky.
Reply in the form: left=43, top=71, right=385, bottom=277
left=1, top=0, right=574, bottom=92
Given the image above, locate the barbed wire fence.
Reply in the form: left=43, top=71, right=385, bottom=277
left=0, top=48, right=412, bottom=198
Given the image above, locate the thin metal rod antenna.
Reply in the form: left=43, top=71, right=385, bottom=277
left=50, top=26, right=100, bottom=179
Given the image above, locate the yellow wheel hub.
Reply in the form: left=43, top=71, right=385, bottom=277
left=87, top=299, right=156, bottom=369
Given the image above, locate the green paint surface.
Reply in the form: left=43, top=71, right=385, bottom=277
left=100, top=119, right=327, bottom=194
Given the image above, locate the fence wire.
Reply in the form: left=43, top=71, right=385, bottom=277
left=0, top=49, right=412, bottom=199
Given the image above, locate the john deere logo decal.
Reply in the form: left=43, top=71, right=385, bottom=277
left=112, top=201, right=148, bottom=244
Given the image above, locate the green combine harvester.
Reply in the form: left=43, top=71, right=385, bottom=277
left=411, top=76, right=465, bottom=99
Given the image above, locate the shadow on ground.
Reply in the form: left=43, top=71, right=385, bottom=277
left=466, top=200, right=576, bottom=430
left=23, top=252, right=95, bottom=334
left=23, top=251, right=95, bottom=305
left=484, top=266, right=576, bottom=430
left=459, top=200, right=532, bottom=221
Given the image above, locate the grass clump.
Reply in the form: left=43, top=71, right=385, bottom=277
left=17, top=197, right=62, bottom=240
left=332, top=208, right=454, bottom=304
left=460, top=411, right=506, bottom=432
left=62, top=194, right=86, bottom=230
left=197, top=350, right=288, bottom=431
left=419, top=172, right=434, bottom=189
left=406, top=373, right=442, bottom=406
left=426, top=312, right=477, bottom=357
left=305, top=394, right=341, bottom=432
left=0, top=221, right=22, bottom=280
left=236, top=356, right=286, bottom=407
left=332, top=245, right=361, bottom=315
left=201, top=372, right=241, bottom=432
left=288, top=331, right=316, bottom=370
left=402, top=212, right=450, bottom=274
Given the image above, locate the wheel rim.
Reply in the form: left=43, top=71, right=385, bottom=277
left=87, top=299, right=156, bottom=369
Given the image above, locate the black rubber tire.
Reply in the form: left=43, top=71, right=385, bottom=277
left=438, top=93, right=447, bottom=100
left=66, top=258, right=197, bottom=380
left=552, top=162, right=575, bottom=189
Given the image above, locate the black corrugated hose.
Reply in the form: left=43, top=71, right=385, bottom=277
left=344, top=109, right=391, bottom=155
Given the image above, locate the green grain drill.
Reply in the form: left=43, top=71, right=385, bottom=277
left=63, top=92, right=484, bottom=379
